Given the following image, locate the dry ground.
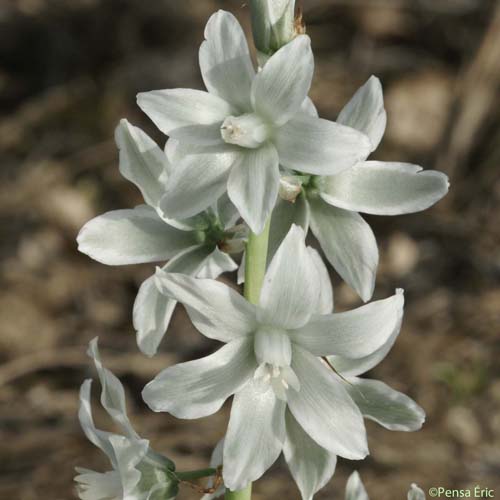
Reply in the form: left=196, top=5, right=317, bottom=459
left=1, top=1, right=499, bottom=499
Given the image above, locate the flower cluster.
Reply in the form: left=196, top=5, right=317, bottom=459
left=75, top=2, right=448, bottom=499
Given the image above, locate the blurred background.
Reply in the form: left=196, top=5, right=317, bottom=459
left=1, top=0, right=499, bottom=498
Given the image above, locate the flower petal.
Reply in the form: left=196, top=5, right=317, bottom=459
left=115, top=119, right=170, bottom=208
left=137, top=88, right=233, bottom=138
left=320, top=162, right=450, bottom=215
left=223, top=380, right=286, bottom=491
left=200, top=10, right=255, bottom=111
left=307, top=247, right=334, bottom=315
left=288, top=290, right=404, bottom=358
left=259, top=225, right=319, bottom=329
left=134, top=245, right=212, bottom=357
left=197, top=247, right=239, bottom=279
left=309, top=198, right=378, bottom=302
left=408, top=484, right=426, bottom=500
left=328, top=313, right=402, bottom=377
left=345, top=471, right=369, bottom=500
left=87, top=338, right=139, bottom=440
left=142, top=338, right=255, bottom=419
left=154, top=270, right=257, bottom=342
left=251, top=35, right=314, bottom=126
left=227, top=143, right=280, bottom=234
left=268, top=195, right=310, bottom=261
left=287, top=346, right=368, bottom=459
left=275, top=114, right=372, bottom=175
left=346, top=378, right=425, bottom=432
left=77, top=206, right=196, bottom=265
left=108, top=435, right=147, bottom=497
left=78, top=380, right=118, bottom=467
left=75, top=469, right=122, bottom=500
left=160, top=147, right=239, bottom=220
left=338, top=75, right=387, bottom=152
left=284, top=411, right=337, bottom=500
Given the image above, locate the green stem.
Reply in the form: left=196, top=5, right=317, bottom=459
left=244, top=218, right=271, bottom=304
left=224, top=220, right=271, bottom=500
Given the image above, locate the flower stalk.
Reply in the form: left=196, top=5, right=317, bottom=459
left=243, top=218, right=271, bottom=305
left=224, top=220, right=271, bottom=499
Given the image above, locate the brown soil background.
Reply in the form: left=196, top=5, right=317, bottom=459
left=1, top=1, right=499, bottom=499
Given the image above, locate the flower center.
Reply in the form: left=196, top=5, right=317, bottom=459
left=221, top=113, right=270, bottom=149
left=253, top=327, right=300, bottom=400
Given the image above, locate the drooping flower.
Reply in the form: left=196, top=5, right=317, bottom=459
left=142, top=225, right=418, bottom=495
left=272, top=76, right=449, bottom=301
left=77, top=119, right=245, bottom=356
left=345, top=471, right=426, bottom=500
left=137, top=10, right=371, bottom=234
left=75, top=338, right=178, bottom=500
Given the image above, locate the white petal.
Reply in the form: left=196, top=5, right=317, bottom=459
left=142, top=338, right=255, bottom=419
left=287, top=346, right=368, bottom=459
left=160, top=147, right=240, bottom=220
left=75, top=469, right=122, bottom=500
left=77, top=206, right=195, bottom=265
left=328, top=318, right=401, bottom=377
left=275, top=114, right=372, bottom=175
left=345, top=471, right=369, bottom=500
left=288, top=290, right=404, bottom=358
left=320, top=162, right=450, bottom=215
left=137, top=88, right=233, bottom=137
left=78, top=380, right=118, bottom=467
left=215, top=193, right=241, bottom=230
left=268, top=195, right=310, bottom=261
left=346, top=378, right=425, bottom=432
left=115, top=119, right=170, bottom=208
left=200, top=10, right=255, bottom=111
left=259, top=225, right=319, bottom=329
left=134, top=245, right=212, bottom=357
left=251, top=35, right=314, bottom=126
left=338, top=75, right=387, bottom=152
left=301, top=97, right=319, bottom=117
left=307, top=247, right=334, bottom=315
left=408, top=484, right=426, bottom=500
left=196, top=247, right=239, bottom=279
left=154, top=270, right=257, bottom=342
left=284, top=411, right=337, bottom=500
left=87, top=338, right=139, bottom=439
left=223, top=379, right=286, bottom=491
left=108, top=435, right=147, bottom=497
left=169, top=122, right=227, bottom=146
left=309, top=198, right=378, bottom=302
left=227, top=143, right=280, bottom=234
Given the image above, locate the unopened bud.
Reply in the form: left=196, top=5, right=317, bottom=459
left=279, top=175, right=303, bottom=202
left=250, top=0, right=297, bottom=56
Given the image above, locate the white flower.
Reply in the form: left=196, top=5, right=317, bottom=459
left=142, top=225, right=415, bottom=495
left=345, top=471, right=426, bottom=500
left=137, top=10, right=371, bottom=234
left=75, top=338, right=178, bottom=500
left=77, top=119, right=244, bottom=356
left=273, top=76, right=449, bottom=301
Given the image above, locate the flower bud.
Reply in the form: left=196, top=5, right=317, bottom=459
left=279, top=175, right=303, bottom=202
left=250, top=0, right=297, bottom=56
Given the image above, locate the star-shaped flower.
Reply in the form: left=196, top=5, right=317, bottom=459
left=137, top=10, right=371, bottom=234
left=77, top=119, right=245, bottom=356
left=142, top=225, right=418, bottom=494
left=271, top=75, right=450, bottom=301
left=75, top=339, right=178, bottom=500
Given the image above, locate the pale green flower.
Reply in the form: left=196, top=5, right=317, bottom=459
left=75, top=339, right=178, bottom=500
